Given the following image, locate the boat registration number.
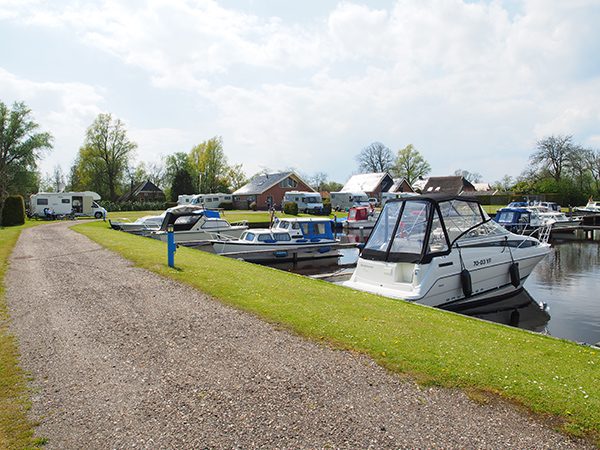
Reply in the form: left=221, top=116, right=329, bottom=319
left=473, top=258, right=492, bottom=267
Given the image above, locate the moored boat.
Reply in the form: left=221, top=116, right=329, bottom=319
left=150, top=205, right=248, bottom=243
left=343, top=194, right=551, bottom=311
left=211, top=217, right=339, bottom=262
left=342, top=206, right=378, bottom=229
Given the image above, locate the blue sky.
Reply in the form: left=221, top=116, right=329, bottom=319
left=1, top=0, right=600, bottom=185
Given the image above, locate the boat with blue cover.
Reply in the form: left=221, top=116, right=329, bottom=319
left=211, top=217, right=339, bottom=261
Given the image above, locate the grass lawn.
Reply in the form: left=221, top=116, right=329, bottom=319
left=74, top=220, right=599, bottom=442
left=0, top=220, right=46, bottom=449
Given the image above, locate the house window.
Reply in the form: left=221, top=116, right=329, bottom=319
left=62, top=199, right=70, bottom=204
left=280, top=177, right=297, bottom=188
left=37, top=198, right=48, bottom=205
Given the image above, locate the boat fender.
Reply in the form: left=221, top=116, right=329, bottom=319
left=460, top=269, right=472, bottom=298
left=509, top=262, right=520, bottom=288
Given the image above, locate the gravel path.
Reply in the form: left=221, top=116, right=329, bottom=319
left=5, top=222, right=590, bottom=449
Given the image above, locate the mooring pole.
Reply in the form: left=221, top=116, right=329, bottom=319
left=167, top=224, right=176, bottom=268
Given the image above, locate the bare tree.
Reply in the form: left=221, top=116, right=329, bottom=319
left=356, top=142, right=394, bottom=173
left=585, top=148, right=600, bottom=192
left=51, top=165, right=65, bottom=192
left=530, top=135, right=575, bottom=183
left=393, top=144, right=431, bottom=184
left=492, top=175, right=514, bottom=192
left=310, top=172, right=328, bottom=191
left=454, top=169, right=482, bottom=183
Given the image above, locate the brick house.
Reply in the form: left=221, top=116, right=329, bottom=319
left=232, top=172, right=315, bottom=210
left=341, top=172, right=395, bottom=200
left=389, top=177, right=415, bottom=194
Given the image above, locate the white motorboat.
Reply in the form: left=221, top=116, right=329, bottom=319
left=574, top=198, right=600, bottom=213
left=344, top=194, right=551, bottom=311
left=150, top=205, right=248, bottom=243
left=109, top=213, right=166, bottom=232
left=211, top=218, right=339, bottom=262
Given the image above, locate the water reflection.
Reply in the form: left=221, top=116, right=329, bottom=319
left=526, top=241, right=600, bottom=345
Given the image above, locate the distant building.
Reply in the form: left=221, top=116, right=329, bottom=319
left=341, top=172, right=395, bottom=200
left=119, top=180, right=165, bottom=202
left=388, top=177, right=415, bottom=194
left=232, top=171, right=314, bottom=210
left=420, top=176, right=476, bottom=195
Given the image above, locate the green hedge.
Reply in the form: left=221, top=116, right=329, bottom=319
left=1, top=196, right=26, bottom=226
left=101, top=201, right=170, bottom=212
left=283, top=201, right=298, bottom=215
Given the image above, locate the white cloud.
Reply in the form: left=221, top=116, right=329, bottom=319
left=0, top=67, right=105, bottom=174
left=1, top=0, right=600, bottom=182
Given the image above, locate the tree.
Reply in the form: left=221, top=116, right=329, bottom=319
left=170, top=169, right=196, bottom=202
left=146, top=160, right=166, bottom=188
left=0, top=101, right=52, bottom=215
left=83, top=113, right=137, bottom=200
left=188, top=136, right=229, bottom=193
left=453, top=169, right=482, bottom=183
left=530, top=135, right=575, bottom=183
left=356, top=142, right=394, bottom=173
left=393, top=144, right=431, bottom=184
left=586, top=149, right=600, bottom=193
left=226, top=163, right=247, bottom=191
left=493, top=175, right=514, bottom=192
left=321, top=181, right=344, bottom=192
left=310, top=172, right=328, bottom=191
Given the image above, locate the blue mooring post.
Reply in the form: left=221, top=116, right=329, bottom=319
left=167, top=224, right=176, bottom=268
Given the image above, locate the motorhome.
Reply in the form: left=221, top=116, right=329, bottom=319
left=177, top=194, right=196, bottom=206
left=330, top=191, right=370, bottom=211
left=30, top=191, right=106, bottom=218
left=190, top=193, right=233, bottom=209
left=282, top=191, right=323, bottom=213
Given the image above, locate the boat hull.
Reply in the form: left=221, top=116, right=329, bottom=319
left=212, top=241, right=339, bottom=262
left=344, top=241, right=550, bottom=310
left=152, top=226, right=247, bottom=243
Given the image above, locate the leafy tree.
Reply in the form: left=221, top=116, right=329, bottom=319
left=0, top=101, right=52, bottom=217
left=189, top=136, right=229, bottom=193
left=356, top=142, right=394, bottom=173
left=226, top=163, right=247, bottom=191
left=321, top=181, right=344, bottom=192
left=393, top=144, right=431, bottom=184
left=492, top=175, right=514, bottom=192
left=530, top=135, right=575, bottom=183
left=170, top=169, right=196, bottom=201
left=82, top=113, right=137, bottom=200
left=454, top=169, right=482, bottom=183
left=165, top=152, right=193, bottom=187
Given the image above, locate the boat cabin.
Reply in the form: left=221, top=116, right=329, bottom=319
left=493, top=207, right=542, bottom=231
left=239, top=230, right=293, bottom=243
left=158, top=206, right=222, bottom=232
left=347, top=206, right=372, bottom=222
left=362, top=194, right=510, bottom=265
left=272, top=218, right=335, bottom=241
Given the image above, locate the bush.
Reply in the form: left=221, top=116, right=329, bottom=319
left=1, top=195, right=26, bottom=226
left=283, top=201, right=298, bottom=215
left=101, top=201, right=172, bottom=212
left=249, top=201, right=257, bottom=211
left=218, top=202, right=234, bottom=210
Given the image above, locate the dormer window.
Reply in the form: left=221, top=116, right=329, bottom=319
left=280, top=177, right=297, bottom=188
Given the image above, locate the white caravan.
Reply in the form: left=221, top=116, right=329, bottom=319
left=283, top=191, right=323, bottom=213
left=30, top=191, right=106, bottom=218
left=177, top=194, right=197, bottom=206
left=330, top=191, right=370, bottom=211
left=190, top=193, right=233, bottom=209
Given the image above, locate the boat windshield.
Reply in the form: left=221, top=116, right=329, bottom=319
left=362, top=196, right=504, bottom=263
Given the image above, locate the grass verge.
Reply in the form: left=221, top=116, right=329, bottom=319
left=0, top=221, right=45, bottom=449
left=74, top=220, right=599, bottom=442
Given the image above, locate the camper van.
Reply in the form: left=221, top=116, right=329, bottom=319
left=177, top=194, right=197, bottom=206
left=190, top=193, right=233, bottom=209
left=330, top=191, right=370, bottom=211
left=30, top=191, right=106, bottom=218
left=381, top=191, right=418, bottom=205
left=282, top=191, right=323, bottom=213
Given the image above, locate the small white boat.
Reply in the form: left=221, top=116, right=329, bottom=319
left=574, top=198, right=600, bottom=213
left=150, top=206, right=247, bottom=243
left=211, top=218, right=339, bottom=262
left=344, top=194, right=551, bottom=311
left=109, top=213, right=166, bottom=232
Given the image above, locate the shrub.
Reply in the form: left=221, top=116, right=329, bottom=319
left=218, top=202, right=234, bottom=210
left=249, top=201, right=257, bottom=211
left=320, top=197, right=332, bottom=215
left=283, top=201, right=298, bottom=215
left=1, top=195, right=26, bottom=226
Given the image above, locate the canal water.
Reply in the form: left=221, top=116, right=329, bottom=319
left=268, top=230, right=600, bottom=346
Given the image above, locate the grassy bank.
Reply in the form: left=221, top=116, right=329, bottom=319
left=0, top=221, right=44, bottom=449
left=74, top=220, right=599, bottom=441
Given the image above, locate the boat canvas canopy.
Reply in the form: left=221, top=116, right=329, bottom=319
left=361, top=194, right=504, bottom=264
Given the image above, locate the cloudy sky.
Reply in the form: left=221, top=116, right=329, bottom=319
left=1, top=0, right=600, bottom=185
